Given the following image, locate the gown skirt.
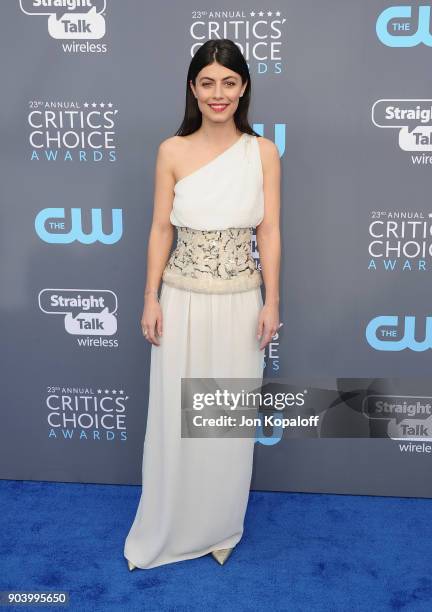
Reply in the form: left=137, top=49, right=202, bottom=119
left=124, top=280, right=265, bottom=569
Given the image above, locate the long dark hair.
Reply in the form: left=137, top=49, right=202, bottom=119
left=175, top=39, right=258, bottom=137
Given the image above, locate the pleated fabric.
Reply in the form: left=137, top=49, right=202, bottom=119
left=124, top=282, right=264, bottom=569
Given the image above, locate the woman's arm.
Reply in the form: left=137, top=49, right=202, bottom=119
left=141, top=139, right=176, bottom=345
left=255, top=137, right=281, bottom=349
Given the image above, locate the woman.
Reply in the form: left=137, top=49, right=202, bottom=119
left=124, top=38, right=281, bottom=570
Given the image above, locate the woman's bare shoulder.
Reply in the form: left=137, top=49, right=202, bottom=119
left=255, top=135, right=280, bottom=184
left=255, top=134, right=279, bottom=158
left=156, top=136, right=188, bottom=174
left=153, top=137, right=189, bottom=185
left=158, top=135, right=188, bottom=156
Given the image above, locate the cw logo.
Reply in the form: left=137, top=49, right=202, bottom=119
left=35, top=208, right=123, bottom=244
left=254, top=414, right=283, bottom=446
left=376, top=5, right=432, bottom=47
left=366, top=315, right=432, bottom=351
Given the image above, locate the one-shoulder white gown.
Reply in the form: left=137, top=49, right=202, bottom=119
left=124, top=132, right=265, bottom=569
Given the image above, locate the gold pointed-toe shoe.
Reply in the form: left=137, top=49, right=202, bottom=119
left=127, top=559, right=137, bottom=571
left=211, top=547, right=234, bottom=565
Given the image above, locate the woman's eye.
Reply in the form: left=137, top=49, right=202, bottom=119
left=202, top=82, right=236, bottom=87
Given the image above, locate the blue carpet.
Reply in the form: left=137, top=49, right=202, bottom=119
left=1, top=480, right=431, bottom=611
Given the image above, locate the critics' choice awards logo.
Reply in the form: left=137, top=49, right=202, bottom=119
left=364, top=394, right=432, bottom=442
left=39, top=289, right=119, bottom=346
left=19, top=0, right=108, bottom=52
left=45, top=385, right=129, bottom=441
left=372, top=100, right=432, bottom=162
left=376, top=5, right=432, bottom=47
left=367, top=211, right=432, bottom=271
left=265, top=326, right=283, bottom=374
left=28, top=101, right=118, bottom=162
left=188, top=10, right=286, bottom=75
left=35, top=208, right=122, bottom=243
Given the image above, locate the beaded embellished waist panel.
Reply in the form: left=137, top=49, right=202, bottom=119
left=162, top=227, right=262, bottom=294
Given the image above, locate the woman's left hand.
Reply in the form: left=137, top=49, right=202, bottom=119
left=257, top=302, right=281, bottom=351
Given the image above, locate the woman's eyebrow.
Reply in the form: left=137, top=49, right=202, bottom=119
left=199, top=75, right=238, bottom=82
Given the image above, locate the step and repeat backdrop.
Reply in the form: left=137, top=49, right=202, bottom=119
left=1, top=1, right=432, bottom=496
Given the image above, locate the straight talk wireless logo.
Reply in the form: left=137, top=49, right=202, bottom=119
left=38, top=289, right=120, bottom=347
left=372, top=99, right=432, bottom=165
left=19, top=0, right=108, bottom=53
left=364, top=394, right=432, bottom=442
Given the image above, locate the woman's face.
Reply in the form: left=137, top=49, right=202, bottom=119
left=190, top=62, right=247, bottom=124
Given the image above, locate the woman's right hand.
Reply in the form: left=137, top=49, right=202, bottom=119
left=141, top=295, right=163, bottom=346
